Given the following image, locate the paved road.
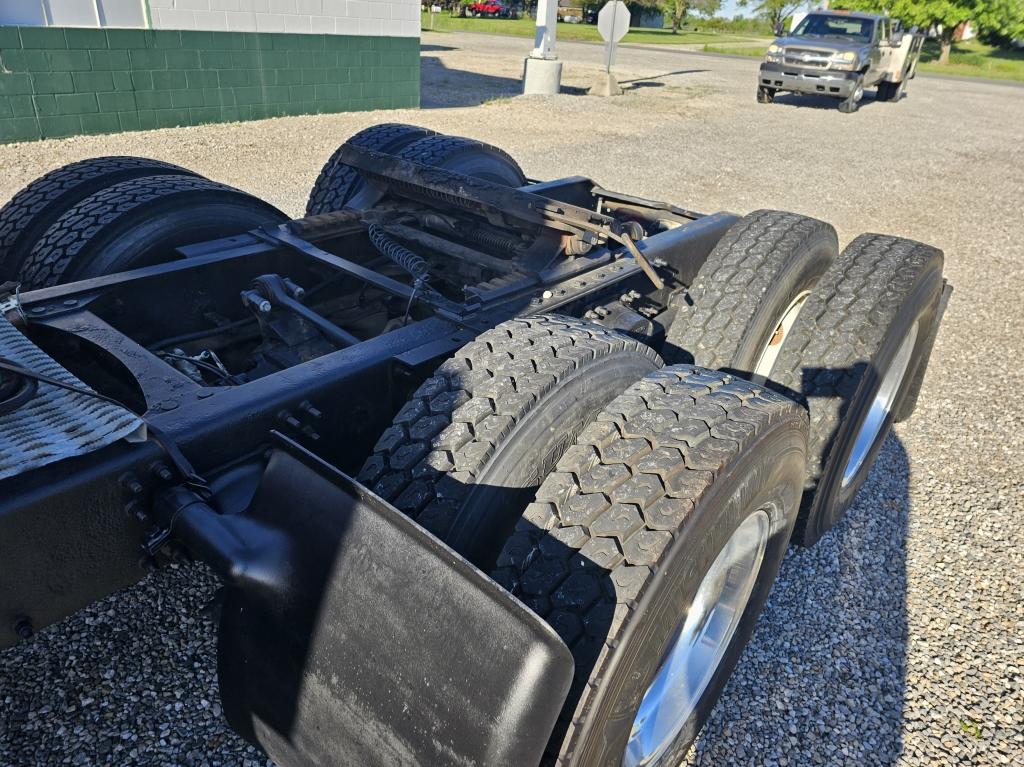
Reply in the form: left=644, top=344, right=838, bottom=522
left=1, top=31, right=1022, bottom=767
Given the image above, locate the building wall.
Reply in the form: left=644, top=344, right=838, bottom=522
left=0, top=0, right=420, bottom=143
left=149, top=0, right=420, bottom=39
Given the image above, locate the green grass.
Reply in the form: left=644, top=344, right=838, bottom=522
left=422, top=14, right=1024, bottom=82
left=421, top=13, right=767, bottom=46
left=917, top=39, right=1024, bottom=82
left=704, top=38, right=1024, bottom=81
left=702, top=44, right=767, bottom=57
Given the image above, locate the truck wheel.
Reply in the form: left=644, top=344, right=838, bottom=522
left=838, top=76, right=864, bottom=113
left=769, top=234, right=945, bottom=546
left=756, top=85, right=776, bottom=104
left=663, top=209, right=837, bottom=379
left=491, top=366, right=807, bottom=765
left=358, top=315, right=661, bottom=568
left=305, top=123, right=436, bottom=215
left=0, top=156, right=202, bottom=281
left=380, top=133, right=528, bottom=204
left=18, top=175, right=286, bottom=289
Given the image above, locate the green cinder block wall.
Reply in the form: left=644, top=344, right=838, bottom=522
left=0, top=26, right=420, bottom=144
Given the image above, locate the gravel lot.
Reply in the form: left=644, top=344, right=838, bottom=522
left=1, top=31, right=1022, bottom=767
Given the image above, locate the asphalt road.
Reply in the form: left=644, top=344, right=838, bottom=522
left=1, top=31, right=1022, bottom=767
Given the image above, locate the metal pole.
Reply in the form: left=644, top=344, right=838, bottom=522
left=532, top=0, right=559, bottom=59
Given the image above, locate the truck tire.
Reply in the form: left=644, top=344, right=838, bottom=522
left=663, top=209, right=837, bottom=379
left=0, top=156, right=202, bottom=281
left=768, top=234, right=945, bottom=546
left=491, top=366, right=807, bottom=765
left=358, top=315, right=662, bottom=567
left=838, top=75, right=865, bottom=113
left=305, top=123, right=436, bottom=215
left=18, top=175, right=286, bottom=289
left=388, top=133, right=527, bottom=195
left=756, top=85, right=776, bottom=103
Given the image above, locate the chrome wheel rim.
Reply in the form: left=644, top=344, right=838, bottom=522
left=841, top=322, right=918, bottom=488
left=623, top=510, right=771, bottom=767
left=752, top=290, right=812, bottom=380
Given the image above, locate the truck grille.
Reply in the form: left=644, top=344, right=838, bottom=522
left=783, top=48, right=832, bottom=69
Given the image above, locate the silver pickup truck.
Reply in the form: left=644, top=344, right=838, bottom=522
left=758, top=10, right=925, bottom=113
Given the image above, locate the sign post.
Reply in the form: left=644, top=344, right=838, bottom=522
left=592, top=0, right=630, bottom=95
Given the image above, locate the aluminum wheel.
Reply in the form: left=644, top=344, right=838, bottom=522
left=752, top=289, right=812, bottom=380
left=623, top=509, right=771, bottom=767
left=841, top=321, right=918, bottom=488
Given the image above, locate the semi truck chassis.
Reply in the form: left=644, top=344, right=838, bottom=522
left=0, top=125, right=950, bottom=766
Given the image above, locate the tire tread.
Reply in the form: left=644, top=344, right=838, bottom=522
left=489, top=365, right=807, bottom=763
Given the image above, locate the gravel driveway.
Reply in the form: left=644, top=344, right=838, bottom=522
left=1, top=31, right=1022, bottom=767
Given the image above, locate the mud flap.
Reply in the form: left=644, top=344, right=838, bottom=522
left=217, top=436, right=573, bottom=767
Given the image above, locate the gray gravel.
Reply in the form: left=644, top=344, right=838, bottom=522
left=1, top=31, right=1023, bottom=767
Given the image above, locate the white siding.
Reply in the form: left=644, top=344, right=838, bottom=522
left=0, top=0, right=419, bottom=37
left=151, top=0, right=418, bottom=36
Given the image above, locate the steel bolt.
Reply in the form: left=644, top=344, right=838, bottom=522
left=13, top=616, right=33, bottom=640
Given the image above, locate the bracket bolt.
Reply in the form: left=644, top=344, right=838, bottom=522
left=13, top=616, right=33, bottom=640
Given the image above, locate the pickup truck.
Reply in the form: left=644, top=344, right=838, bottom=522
left=758, top=10, right=924, bottom=113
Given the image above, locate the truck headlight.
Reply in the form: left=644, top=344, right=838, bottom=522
left=830, top=51, right=858, bottom=70
left=765, top=44, right=783, bottom=63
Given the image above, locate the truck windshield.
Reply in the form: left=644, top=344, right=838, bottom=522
left=791, top=14, right=875, bottom=42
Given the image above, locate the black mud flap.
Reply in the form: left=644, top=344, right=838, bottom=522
left=218, top=436, right=573, bottom=767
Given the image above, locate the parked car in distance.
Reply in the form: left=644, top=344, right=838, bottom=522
left=758, top=10, right=925, bottom=112
left=466, top=0, right=517, bottom=17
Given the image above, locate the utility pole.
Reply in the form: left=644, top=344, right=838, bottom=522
left=522, top=0, right=563, bottom=94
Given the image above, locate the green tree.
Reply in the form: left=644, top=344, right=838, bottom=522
left=835, top=0, right=1024, bottom=65
left=691, top=0, right=722, bottom=18
left=738, top=0, right=808, bottom=32
left=660, top=0, right=690, bottom=33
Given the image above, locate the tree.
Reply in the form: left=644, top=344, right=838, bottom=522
left=737, top=0, right=808, bottom=33
left=834, top=0, right=1024, bottom=65
left=660, top=0, right=690, bottom=33
left=691, top=0, right=722, bottom=18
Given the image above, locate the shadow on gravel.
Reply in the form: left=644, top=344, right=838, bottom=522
left=421, top=55, right=525, bottom=108
left=620, top=68, right=710, bottom=88
left=690, top=434, right=910, bottom=766
left=771, top=92, right=883, bottom=111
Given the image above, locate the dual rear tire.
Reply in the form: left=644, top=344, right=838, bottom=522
left=361, top=321, right=810, bottom=764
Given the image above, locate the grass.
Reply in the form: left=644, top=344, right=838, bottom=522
left=422, top=14, right=1024, bottom=82
left=917, top=39, right=1024, bottom=82
left=702, top=37, right=1024, bottom=81
left=702, top=44, right=767, bottom=57
left=421, top=12, right=768, bottom=46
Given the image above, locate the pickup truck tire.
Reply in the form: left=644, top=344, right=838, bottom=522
left=0, top=156, right=202, bottom=281
left=663, top=209, right=838, bottom=379
left=18, top=175, right=287, bottom=289
left=768, top=234, right=945, bottom=546
left=490, top=365, right=807, bottom=766
left=756, top=85, right=776, bottom=104
left=305, top=123, right=436, bottom=215
left=358, top=315, right=662, bottom=568
left=838, top=75, right=865, bottom=113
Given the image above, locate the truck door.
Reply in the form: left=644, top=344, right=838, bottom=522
left=872, top=18, right=891, bottom=83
